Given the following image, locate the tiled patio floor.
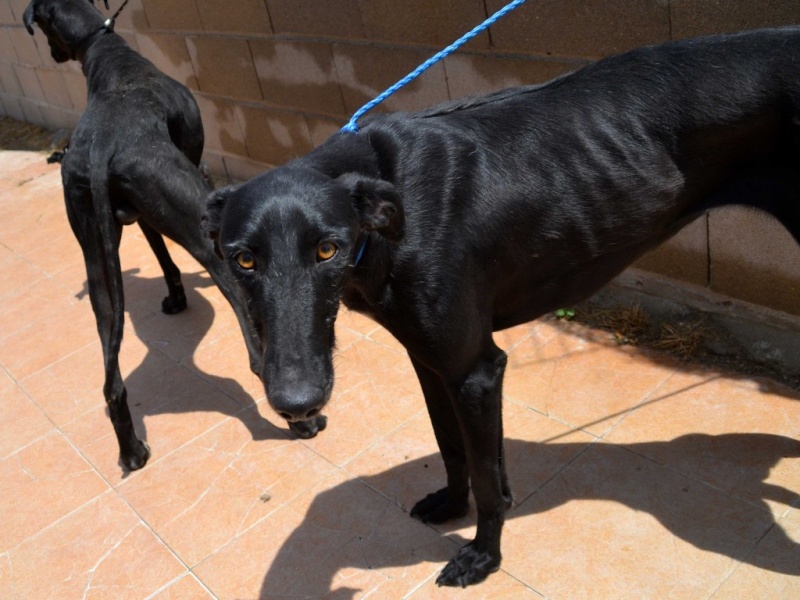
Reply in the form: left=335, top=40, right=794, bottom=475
left=1, top=147, right=799, bottom=599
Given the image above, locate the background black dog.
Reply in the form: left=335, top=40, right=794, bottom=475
left=203, top=28, right=800, bottom=586
left=23, top=0, right=327, bottom=472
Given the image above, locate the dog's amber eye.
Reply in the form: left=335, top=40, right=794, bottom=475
left=317, top=242, right=337, bottom=261
left=235, top=251, right=255, bottom=270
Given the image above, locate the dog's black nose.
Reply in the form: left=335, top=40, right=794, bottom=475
left=269, top=384, right=327, bottom=423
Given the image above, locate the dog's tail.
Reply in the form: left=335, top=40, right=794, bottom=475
left=88, top=141, right=125, bottom=380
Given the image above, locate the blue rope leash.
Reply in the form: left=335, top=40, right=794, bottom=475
left=340, top=0, right=527, bottom=134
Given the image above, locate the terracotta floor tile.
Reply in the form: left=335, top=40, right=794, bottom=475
left=19, top=337, right=151, bottom=429
left=0, top=432, right=109, bottom=552
left=3, top=148, right=800, bottom=597
left=0, top=300, right=98, bottom=380
left=338, top=307, right=382, bottom=336
left=710, top=517, right=800, bottom=599
left=296, top=337, right=427, bottom=466
left=0, top=276, right=80, bottom=339
left=0, top=383, right=54, bottom=459
left=149, top=574, right=216, bottom=599
left=18, top=228, right=85, bottom=279
left=118, top=408, right=332, bottom=566
left=607, top=370, right=800, bottom=517
left=0, top=248, right=46, bottom=300
left=183, top=325, right=264, bottom=406
left=0, top=552, right=11, bottom=598
left=345, top=402, right=597, bottom=551
left=502, top=442, right=786, bottom=599
left=195, top=470, right=456, bottom=599
left=504, top=320, right=678, bottom=435
left=0, top=150, right=55, bottom=195
left=406, top=571, right=544, bottom=599
left=63, top=367, right=252, bottom=484
left=5, top=491, right=185, bottom=599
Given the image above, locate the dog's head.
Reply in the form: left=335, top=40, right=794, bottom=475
left=202, top=161, right=403, bottom=425
left=23, top=0, right=107, bottom=63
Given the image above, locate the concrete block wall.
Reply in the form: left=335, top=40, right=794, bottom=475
left=1, top=0, right=800, bottom=315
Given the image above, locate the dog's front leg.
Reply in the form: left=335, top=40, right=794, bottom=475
left=138, top=221, right=187, bottom=314
left=409, top=356, right=470, bottom=523
left=436, top=345, right=512, bottom=587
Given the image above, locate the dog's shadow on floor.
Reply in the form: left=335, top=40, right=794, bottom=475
left=76, top=268, right=289, bottom=464
left=259, top=433, right=800, bottom=598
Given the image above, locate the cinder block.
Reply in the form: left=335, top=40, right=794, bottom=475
left=266, top=0, right=364, bottom=38
left=236, top=104, right=314, bottom=165
left=136, top=33, right=197, bottom=89
left=222, top=153, right=270, bottom=183
left=141, top=0, right=202, bottom=31
left=187, top=36, right=262, bottom=101
left=0, top=28, right=17, bottom=62
left=13, top=65, right=44, bottom=101
left=485, top=0, right=670, bottom=58
left=634, top=216, right=709, bottom=287
left=19, top=97, right=44, bottom=126
left=6, top=0, right=27, bottom=22
left=200, top=150, right=227, bottom=181
left=332, top=42, right=449, bottom=115
left=0, top=2, right=15, bottom=26
left=0, top=61, right=22, bottom=95
left=305, top=115, right=344, bottom=147
left=709, top=207, right=800, bottom=316
left=38, top=103, right=78, bottom=130
left=110, top=0, right=148, bottom=32
left=195, top=0, right=271, bottom=34
left=193, top=94, right=246, bottom=156
left=36, top=68, right=70, bottom=107
left=1, top=93, right=25, bottom=120
left=359, top=0, right=488, bottom=49
left=443, top=53, right=582, bottom=100
left=251, top=39, right=345, bottom=116
left=8, top=27, right=42, bottom=67
left=117, top=31, right=139, bottom=53
left=670, top=0, right=800, bottom=39
left=61, top=70, right=87, bottom=112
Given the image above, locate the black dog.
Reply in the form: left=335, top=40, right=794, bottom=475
left=203, top=28, right=800, bottom=586
left=23, top=0, right=325, bottom=472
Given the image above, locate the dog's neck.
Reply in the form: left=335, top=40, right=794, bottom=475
left=76, top=25, right=112, bottom=63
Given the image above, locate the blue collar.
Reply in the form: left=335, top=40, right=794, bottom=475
left=354, top=237, right=368, bottom=267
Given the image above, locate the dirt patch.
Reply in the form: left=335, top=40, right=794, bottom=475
left=568, top=281, right=800, bottom=391
left=0, top=116, right=69, bottom=155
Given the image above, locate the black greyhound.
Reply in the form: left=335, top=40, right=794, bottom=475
left=23, top=0, right=325, bottom=472
left=204, top=28, right=800, bottom=586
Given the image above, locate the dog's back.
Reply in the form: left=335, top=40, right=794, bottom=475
left=349, top=27, right=800, bottom=326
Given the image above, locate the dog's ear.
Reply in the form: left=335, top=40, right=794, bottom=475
left=337, top=173, right=404, bottom=242
left=23, top=3, right=36, bottom=34
left=202, top=185, right=237, bottom=260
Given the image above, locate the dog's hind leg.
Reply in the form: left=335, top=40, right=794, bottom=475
left=409, top=356, right=470, bottom=523
left=138, top=220, right=187, bottom=314
left=64, top=194, right=151, bottom=471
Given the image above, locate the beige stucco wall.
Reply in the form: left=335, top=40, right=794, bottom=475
left=1, top=0, right=800, bottom=315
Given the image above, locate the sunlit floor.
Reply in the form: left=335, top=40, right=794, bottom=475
left=2, top=148, right=799, bottom=599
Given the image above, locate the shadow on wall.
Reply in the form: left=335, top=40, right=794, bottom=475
left=259, top=432, right=800, bottom=597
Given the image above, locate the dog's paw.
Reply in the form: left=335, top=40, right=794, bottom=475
left=161, top=290, right=187, bottom=314
left=120, top=439, right=151, bottom=472
left=410, top=487, right=469, bottom=524
left=288, top=414, right=328, bottom=439
left=436, top=543, right=500, bottom=587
